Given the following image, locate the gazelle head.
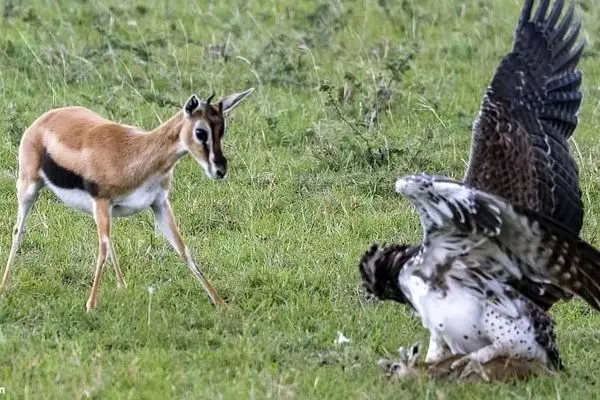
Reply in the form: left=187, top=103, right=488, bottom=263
left=378, top=342, right=422, bottom=381
left=181, top=88, right=254, bottom=180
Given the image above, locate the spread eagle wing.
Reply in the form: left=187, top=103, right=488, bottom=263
left=461, top=0, right=586, bottom=309
left=464, top=0, right=584, bottom=234
left=396, top=174, right=600, bottom=312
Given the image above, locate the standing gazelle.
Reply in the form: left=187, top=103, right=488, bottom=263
left=1, top=88, right=254, bottom=311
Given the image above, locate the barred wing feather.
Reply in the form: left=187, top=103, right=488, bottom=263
left=396, top=174, right=600, bottom=311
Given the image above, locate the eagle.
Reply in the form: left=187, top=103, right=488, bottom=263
left=359, top=0, right=597, bottom=379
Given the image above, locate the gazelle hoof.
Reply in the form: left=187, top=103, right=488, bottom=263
left=86, top=299, right=97, bottom=312
left=214, top=298, right=228, bottom=307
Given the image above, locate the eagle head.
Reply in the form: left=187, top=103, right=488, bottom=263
left=358, top=242, right=418, bottom=304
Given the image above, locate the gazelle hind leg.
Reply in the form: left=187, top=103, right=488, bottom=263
left=107, top=241, right=126, bottom=289
left=0, top=179, right=43, bottom=294
left=86, top=199, right=111, bottom=312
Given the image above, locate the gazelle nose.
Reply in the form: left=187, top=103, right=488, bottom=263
left=214, top=169, right=226, bottom=179
left=210, top=152, right=227, bottom=179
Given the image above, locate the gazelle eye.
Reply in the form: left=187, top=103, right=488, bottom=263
left=195, top=128, right=208, bottom=142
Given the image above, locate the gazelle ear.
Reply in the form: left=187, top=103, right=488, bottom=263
left=184, top=94, right=200, bottom=119
left=218, top=88, right=255, bottom=114
left=408, top=342, right=421, bottom=366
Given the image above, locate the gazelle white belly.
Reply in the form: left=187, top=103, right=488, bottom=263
left=111, top=176, right=167, bottom=217
left=44, top=180, right=94, bottom=214
left=42, top=172, right=167, bottom=217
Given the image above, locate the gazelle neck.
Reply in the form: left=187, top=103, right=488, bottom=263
left=134, top=111, right=188, bottom=179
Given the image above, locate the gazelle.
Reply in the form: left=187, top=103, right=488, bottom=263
left=1, top=88, right=254, bottom=311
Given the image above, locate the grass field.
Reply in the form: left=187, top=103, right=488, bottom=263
left=0, top=0, right=600, bottom=398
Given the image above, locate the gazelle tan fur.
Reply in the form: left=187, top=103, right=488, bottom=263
left=1, top=88, right=254, bottom=311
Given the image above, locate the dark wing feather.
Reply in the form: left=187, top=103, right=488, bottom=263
left=397, top=174, right=600, bottom=311
left=464, top=0, right=585, bottom=235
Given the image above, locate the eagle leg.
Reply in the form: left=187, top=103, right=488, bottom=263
left=450, top=344, right=506, bottom=371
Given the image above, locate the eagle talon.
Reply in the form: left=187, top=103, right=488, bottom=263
left=458, top=359, right=490, bottom=382
left=450, top=354, right=471, bottom=371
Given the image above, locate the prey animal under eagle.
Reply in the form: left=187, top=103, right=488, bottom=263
left=359, top=0, right=600, bottom=379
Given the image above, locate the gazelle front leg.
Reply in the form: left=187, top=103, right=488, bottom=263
left=0, top=178, right=43, bottom=294
left=86, top=199, right=112, bottom=312
left=107, top=240, right=126, bottom=289
left=151, top=198, right=223, bottom=306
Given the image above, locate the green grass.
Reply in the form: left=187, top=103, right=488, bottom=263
left=0, top=0, right=600, bottom=398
